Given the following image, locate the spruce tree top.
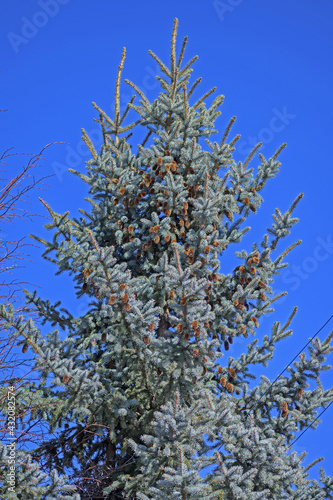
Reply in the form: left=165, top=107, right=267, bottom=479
left=1, top=17, right=333, bottom=500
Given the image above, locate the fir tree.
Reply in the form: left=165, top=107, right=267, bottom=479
left=1, top=18, right=333, bottom=499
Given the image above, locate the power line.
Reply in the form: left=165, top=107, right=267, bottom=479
left=241, top=314, right=333, bottom=421
left=288, top=400, right=333, bottom=450
left=216, top=314, right=333, bottom=455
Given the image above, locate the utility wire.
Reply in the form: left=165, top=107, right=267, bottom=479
left=288, top=400, right=333, bottom=450
left=216, top=314, right=333, bottom=455
left=241, top=314, right=333, bottom=422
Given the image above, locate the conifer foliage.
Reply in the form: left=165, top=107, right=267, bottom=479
left=1, top=18, right=333, bottom=499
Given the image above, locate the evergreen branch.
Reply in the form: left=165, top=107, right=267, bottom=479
left=176, top=35, right=188, bottom=70
left=155, top=75, right=170, bottom=92
left=78, top=208, right=95, bottom=222
left=243, top=142, right=262, bottom=168
left=140, top=130, right=153, bottom=150
left=273, top=240, right=302, bottom=266
left=148, top=50, right=171, bottom=78
left=68, top=169, right=94, bottom=186
left=124, top=79, right=150, bottom=106
left=204, top=171, right=209, bottom=203
left=259, top=291, right=287, bottom=309
left=119, top=119, right=142, bottom=133
left=193, top=87, right=217, bottom=109
left=170, top=18, right=178, bottom=80
left=38, top=197, right=56, bottom=219
left=2, top=313, right=44, bottom=358
left=322, top=329, right=333, bottom=348
left=187, top=77, right=202, bottom=99
left=105, top=140, right=121, bottom=157
left=85, top=229, right=100, bottom=254
left=173, top=391, right=179, bottom=418
left=128, top=102, right=149, bottom=121
left=99, top=114, right=108, bottom=147
left=288, top=192, right=304, bottom=214
left=288, top=401, right=333, bottom=450
left=28, top=233, right=50, bottom=247
left=119, top=305, right=154, bottom=401
left=92, top=101, right=115, bottom=128
left=272, top=142, right=287, bottom=161
left=139, top=101, right=165, bottom=127
left=220, top=116, right=237, bottom=147
left=178, top=55, right=199, bottom=78
left=279, top=306, right=298, bottom=336
left=38, top=198, right=72, bottom=241
left=217, top=172, right=230, bottom=192
left=119, top=95, right=136, bottom=126
left=123, top=132, right=133, bottom=143
left=172, top=244, right=183, bottom=276
left=208, top=94, right=225, bottom=114
left=81, top=129, right=97, bottom=160
left=85, top=197, right=99, bottom=210
left=170, top=120, right=181, bottom=143
left=183, top=86, right=188, bottom=120
left=303, top=457, right=325, bottom=473
left=229, top=134, right=241, bottom=148
left=115, top=47, right=126, bottom=129
left=205, top=392, right=214, bottom=411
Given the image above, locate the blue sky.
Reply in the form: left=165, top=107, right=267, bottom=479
left=1, top=0, right=333, bottom=485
